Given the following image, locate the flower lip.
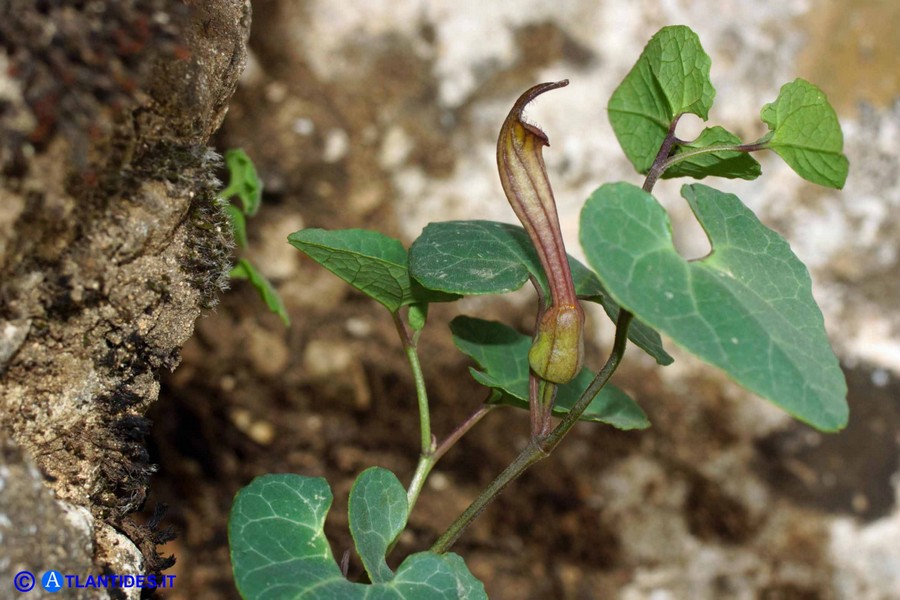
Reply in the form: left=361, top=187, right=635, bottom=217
left=505, top=79, right=569, bottom=144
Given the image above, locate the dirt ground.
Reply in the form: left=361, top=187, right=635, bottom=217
left=141, top=3, right=900, bottom=599
left=147, top=276, right=897, bottom=599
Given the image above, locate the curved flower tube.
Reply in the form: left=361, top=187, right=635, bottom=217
left=497, top=80, right=584, bottom=385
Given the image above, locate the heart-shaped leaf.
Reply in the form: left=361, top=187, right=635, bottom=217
left=288, top=229, right=459, bottom=313
left=229, top=470, right=486, bottom=599
left=759, top=78, right=848, bottom=189
left=665, top=126, right=761, bottom=181
left=450, top=316, right=649, bottom=430
left=410, top=220, right=672, bottom=365
left=580, top=182, right=848, bottom=431
left=608, top=25, right=716, bottom=173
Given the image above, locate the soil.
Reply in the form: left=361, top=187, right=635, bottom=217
left=147, top=282, right=898, bottom=599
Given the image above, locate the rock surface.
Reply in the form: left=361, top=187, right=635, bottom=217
left=0, top=0, right=250, bottom=591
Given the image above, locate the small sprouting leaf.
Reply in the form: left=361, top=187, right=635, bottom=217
left=759, top=78, right=849, bottom=189
left=229, top=471, right=486, bottom=600
left=349, top=468, right=408, bottom=583
left=230, top=259, right=290, bottom=326
left=220, top=149, right=263, bottom=216
left=411, top=220, right=672, bottom=365
left=450, top=316, right=649, bottom=430
left=407, top=302, right=429, bottom=332
left=288, top=228, right=458, bottom=313
left=580, top=182, right=848, bottom=431
left=608, top=25, right=716, bottom=173
left=227, top=204, right=249, bottom=249
left=665, top=126, right=762, bottom=180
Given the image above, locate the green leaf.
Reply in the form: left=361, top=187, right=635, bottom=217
left=220, top=149, right=263, bottom=216
left=229, top=474, right=355, bottom=598
left=349, top=468, right=408, bottom=583
left=231, top=259, right=290, bottom=326
left=450, top=316, right=650, bottom=430
left=580, top=182, right=848, bottom=431
left=594, top=299, right=672, bottom=366
left=411, top=220, right=672, bottom=365
left=227, top=204, right=249, bottom=249
left=288, top=228, right=458, bottom=313
left=759, top=78, right=849, bottom=189
left=664, top=126, right=762, bottom=180
left=608, top=25, right=716, bottom=173
left=229, top=471, right=486, bottom=600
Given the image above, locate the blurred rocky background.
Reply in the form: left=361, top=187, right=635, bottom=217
left=149, top=1, right=900, bottom=598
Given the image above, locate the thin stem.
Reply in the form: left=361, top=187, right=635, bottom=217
left=393, top=313, right=432, bottom=456
left=393, top=313, right=434, bottom=510
left=406, top=455, right=433, bottom=513
left=642, top=115, right=683, bottom=193
left=432, top=402, right=496, bottom=464
left=533, top=378, right=556, bottom=438
left=430, top=311, right=633, bottom=554
left=406, top=402, right=496, bottom=518
left=430, top=440, right=546, bottom=555
left=395, top=401, right=495, bottom=559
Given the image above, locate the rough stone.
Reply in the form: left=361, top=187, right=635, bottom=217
left=0, top=0, right=250, bottom=584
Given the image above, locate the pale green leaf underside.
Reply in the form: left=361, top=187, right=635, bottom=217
left=760, top=78, right=849, bottom=189
left=411, top=220, right=672, bottom=365
left=288, top=228, right=458, bottom=313
left=230, top=259, right=290, bottom=326
left=221, top=148, right=262, bottom=216
left=665, top=126, right=761, bottom=180
left=229, top=472, right=486, bottom=600
left=608, top=25, right=716, bottom=173
left=450, top=316, right=649, bottom=430
left=227, top=204, right=249, bottom=249
left=580, top=182, right=847, bottom=431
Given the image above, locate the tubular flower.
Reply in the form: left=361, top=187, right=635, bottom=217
left=497, top=80, right=584, bottom=384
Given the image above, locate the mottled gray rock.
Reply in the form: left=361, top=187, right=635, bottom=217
left=0, top=437, right=94, bottom=599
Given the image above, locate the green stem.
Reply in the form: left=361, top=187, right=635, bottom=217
left=392, top=313, right=434, bottom=509
left=430, top=311, right=633, bottom=554
left=393, top=313, right=497, bottom=513
left=406, top=456, right=434, bottom=513
left=406, top=402, right=496, bottom=512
